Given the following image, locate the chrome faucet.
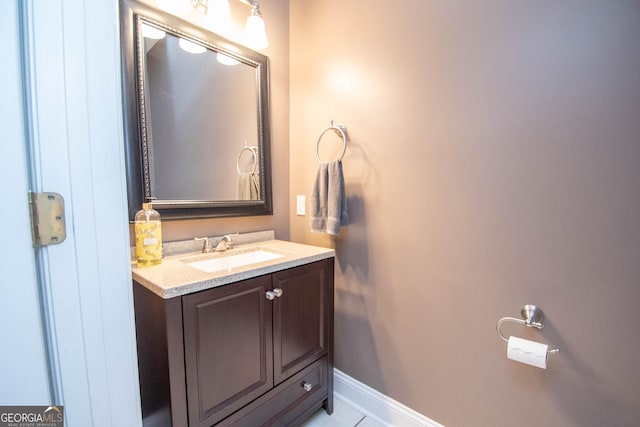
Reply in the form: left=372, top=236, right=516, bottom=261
left=214, top=233, right=237, bottom=252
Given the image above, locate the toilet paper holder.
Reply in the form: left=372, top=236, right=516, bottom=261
left=497, top=305, right=560, bottom=354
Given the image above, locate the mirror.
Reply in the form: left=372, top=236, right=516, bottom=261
left=120, top=0, right=272, bottom=220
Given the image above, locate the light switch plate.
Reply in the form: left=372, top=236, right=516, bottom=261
left=296, top=195, right=305, bottom=216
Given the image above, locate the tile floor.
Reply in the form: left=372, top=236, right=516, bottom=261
left=300, top=397, right=386, bottom=427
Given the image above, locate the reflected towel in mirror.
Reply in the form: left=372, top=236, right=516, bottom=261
left=236, top=172, right=260, bottom=200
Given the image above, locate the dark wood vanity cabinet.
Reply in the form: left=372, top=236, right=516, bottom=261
left=133, top=258, right=334, bottom=427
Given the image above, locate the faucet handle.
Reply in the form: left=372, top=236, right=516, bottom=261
left=194, top=237, right=212, bottom=253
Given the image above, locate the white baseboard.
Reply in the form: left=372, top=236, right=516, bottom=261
left=333, top=369, right=445, bottom=427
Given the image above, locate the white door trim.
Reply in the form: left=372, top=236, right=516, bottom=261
left=0, top=0, right=52, bottom=406
left=19, top=0, right=142, bottom=424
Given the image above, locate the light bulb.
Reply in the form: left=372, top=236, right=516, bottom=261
left=245, top=14, right=268, bottom=50
left=206, top=0, right=233, bottom=36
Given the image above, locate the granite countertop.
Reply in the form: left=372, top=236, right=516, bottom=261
left=132, top=236, right=335, bottom=299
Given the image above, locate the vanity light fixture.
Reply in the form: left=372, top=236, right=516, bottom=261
left=244, top=1, right=268, bottom=49
left=191, top=0, right=268, bottom=49
left=155, top=0, right=192, bottom=15
left=199, top=0, right=233, bottom=36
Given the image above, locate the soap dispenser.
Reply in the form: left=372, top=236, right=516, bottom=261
left=135, top=202, right=163, bottom=267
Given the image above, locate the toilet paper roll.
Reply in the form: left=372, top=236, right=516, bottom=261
left=507, top=336, right=548, bottom=369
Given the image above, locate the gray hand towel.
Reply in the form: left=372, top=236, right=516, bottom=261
left=310, top=160, right=348, bottom=235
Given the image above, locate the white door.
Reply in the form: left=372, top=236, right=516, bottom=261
left=2, top=1, right=143, bottom=425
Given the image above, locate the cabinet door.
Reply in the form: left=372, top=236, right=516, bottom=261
left=272, top=259, right=333, bottom=384
left=183, top=275, right=273, bottom=427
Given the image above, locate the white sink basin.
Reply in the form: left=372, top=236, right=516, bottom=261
left=184, top=249, right=285, bottom=273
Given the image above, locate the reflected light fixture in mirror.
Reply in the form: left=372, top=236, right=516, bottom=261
left=217, top=52, right=241, bottom=66
left=141, top=22, right=166, bottom=39
left=178, top=37, right=207, bottom=53
left=191, top=0, right=268, bottom=49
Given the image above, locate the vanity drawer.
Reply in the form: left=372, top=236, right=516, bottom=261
left=220, top=357, right=328, bottom=427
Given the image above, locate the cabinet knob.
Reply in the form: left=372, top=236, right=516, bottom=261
left=266, top=288, right=283, bottom=300
left=301, top=381, right=313, bottom=392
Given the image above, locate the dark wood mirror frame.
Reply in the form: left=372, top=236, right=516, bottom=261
left=119, top=0, right=273, bottom=220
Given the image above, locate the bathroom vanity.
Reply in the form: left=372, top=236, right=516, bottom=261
left=131, top=236, right=334, bottom=426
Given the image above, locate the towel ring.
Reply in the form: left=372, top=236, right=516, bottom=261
left=236, top=143, right=258, bottom=174
left=497, top=305, right=559, bottom=354
left=316, top=120, right=348, bottom=163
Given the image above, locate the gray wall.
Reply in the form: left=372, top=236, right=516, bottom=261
left=130, top=1, right=640, bottom=424
left=290, top=1, right=640, bottom=426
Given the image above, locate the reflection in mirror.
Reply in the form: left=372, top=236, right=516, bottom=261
left=120, top=0, right=272, bottom=220
left=143, top=26, right=259, bottom=201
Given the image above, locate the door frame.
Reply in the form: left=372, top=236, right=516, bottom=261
left=0, top=0, right=52, bottom=406
left=10, top=0, right=142, bottom=424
